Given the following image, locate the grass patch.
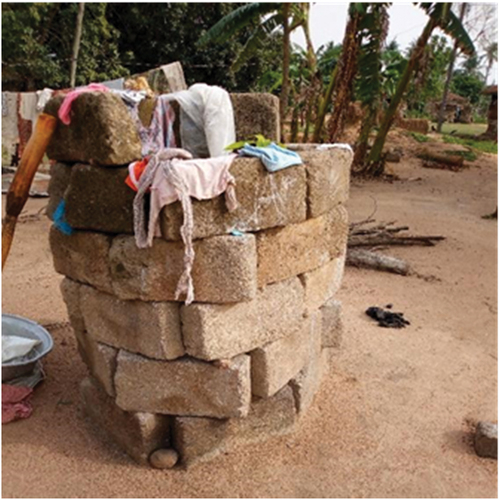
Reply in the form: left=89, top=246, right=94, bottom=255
left=407, top=131, right=430, bottom=143
left=433, top=122, right=488, bottom=136
left=442, top=135, right=497, bottom=155
left=444, top=149, right=478, bottom=162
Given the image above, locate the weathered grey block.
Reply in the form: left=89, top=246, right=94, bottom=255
left=321, top=298, right=343, bottom=349
left=474, top=421, right=498, bottom=459
left=173, top=386, right=296, bottom=467
left=114, top=350, right=251, bottom=419
left=109, top=233, right=257, bottom=303
left=181, top=276, right=304, bottom=361
left=230, top=93, right=280, bottom=142
left=80, top=377, right=171, bottom=465
left=79, top=285, right=184, bottom=361
left=47, top=162, right=72, bottom=220
left=300, top=147, right=352, bottom=218
left=50, top=227, right=113, bottom=294
left=64, top=164, right=135, bottom=234
left=45, top=93, right=142, bottom=166
left=289, top=312, right=327, bottom=414
left=257, top=212, right=342, bottom=287
left=301, top=254, right=345, bottom=314
left=251, top=316, right=312, bottom=398
left=160, top=158, right=306, bottom=240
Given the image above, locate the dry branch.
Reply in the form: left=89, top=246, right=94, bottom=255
left=346, top=249, right=410, bottom=275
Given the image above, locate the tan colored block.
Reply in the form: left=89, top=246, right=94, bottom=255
left=160, top=157, right=306, bottom=240
left=251, top=316, right=312, bottom=398
left=301, top=254, right=346, bottom=313
left=289, top=312, right=328, bottom=414
left=80, top=377, right=171, bottom=465
left=64, top=164, right=135, bottom=234
left=321, top=298, right=343, bottom=348
left=45, top=93, right=142, bottom=166
left=109, top=233, right=257, bottom=303
left=115, top=350, right=251, bottom=419
left=257, top=215, right=332, bottom=287
left=79, top=285, right=184, bottom=360
left=173, top=386, right=296, bottom=467
left=300, top=147, right=352, bottom=218
left=50, top=227, right=113, bottom=293
left=60, top=278, right=85, bottom=334
left=327, top=205, right=349, bottom=259
left=230, top=93, right=280, bottom=142
left=181, top=276, right=304, bottom=361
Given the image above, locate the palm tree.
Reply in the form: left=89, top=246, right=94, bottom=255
left=483, top=42, right=498, bottom=85
left=364, top=3, right=475, bottom=175
left=198, top=3, right=312, bottom=138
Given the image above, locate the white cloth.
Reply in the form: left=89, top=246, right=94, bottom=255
left=164, top=83, right=235, bottom=158
left=2, top=335, right=40, bottom=363
left=36, top=88, right=54, bottom=112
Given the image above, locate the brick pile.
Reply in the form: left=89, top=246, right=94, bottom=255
left=46, top=92, right=352, bottom=469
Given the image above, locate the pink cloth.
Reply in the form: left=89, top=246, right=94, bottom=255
left=2, top=385, right=33, bottom=424
left=58, top=83, right=110, bottom=125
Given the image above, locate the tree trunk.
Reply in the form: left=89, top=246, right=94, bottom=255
left=312, top=65, right=338, bottom=143
left=365, top=17, right=438, bottom=172
left=280, top=3, right=291, bottom=141
left=70, top=3, right=85, bottom=89
left=437, top=3, right=468, bottom=133
left=352, top=106, right=377, bottom=172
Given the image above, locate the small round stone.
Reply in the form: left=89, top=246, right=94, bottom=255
left=149, top=448, right=179, bottom=469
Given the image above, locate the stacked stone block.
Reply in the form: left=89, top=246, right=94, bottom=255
left=46, top=92, right=351, bottom=469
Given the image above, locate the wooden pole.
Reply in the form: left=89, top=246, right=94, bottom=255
left=70, top=3, right=85, bottom=88
left=2, top=113, right=58, bottom=268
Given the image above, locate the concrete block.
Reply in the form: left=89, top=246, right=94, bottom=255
left=173, top=385, right=296, bottom=467
left=289, top=312, right=328, bottom=414
left=115, top=350, right=251, bottom=419
left=300, top=147, right=352, bottom=218
left=160, top=157, right=306, bottom=241
left=301, top=255, right=345, bottom=314
left=181, top=276, right=304, bottom=361
left=64, top=164, right=135, bottom=234
left=251, top=316, right=312, bottom=398
left=80, top=377, right=171, bottom=465
left=257, top=215, right=333, bottom=287
left=230, top=93, right=280, bottom=142
left=45, top=93, right=142, bottom=166
left=47, top=162, right=72, bottom=220
left=474, top=421, right=498, bottom=459
left=79, top=285, right=184, bottom=360
left=321, top=298, right=343, bottom=348
left=327, top=205, right=349, bottom=259
left=60, top=278, right=85, bottom=335
left=50, top=227, right=113, bottom=294
left=109, top=233, right=257, bottom=303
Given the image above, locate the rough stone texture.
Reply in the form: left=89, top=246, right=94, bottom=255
left=230, top=93, right=280, bottom=142
left=115, top=350, right=251, bottom=419
left=109, top=234, right=257, bottom=303
left=181, top=276, right=304, bottom=361
left=79, top=285, right=184, bottom=361
left=160, top=158, right=306, bottom=241
left=64, top=164, right=135, bottom=234
left=50, top=227, right=113, bottom=294
left=327, top=205, right=349, bottom=259
left=474, top=421, right=498, bottom=459
left=45, top=93, right=142, bottom=166
left=251, top=316, right=312, bottom=398
left=289, top=312, right=327, bottom=415
left=257, top=213, right=341, bottom=287
left=60, top=278, right=85, bottom=335
left=299, top=147, right=352, bottom=218
left=47, top=162, right=72, bottom=220
left=173, top=386, right=296, bottom=467
left=301, top=254, right=346, bottom=314
left=321, top=298, right=343, bottom=349
left=149, top=449, right=179, bottom=469
left=80, top=377, right=171, bottom=465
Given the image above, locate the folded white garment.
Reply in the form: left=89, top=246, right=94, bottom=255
left=2, top=335, right=40, bottom=363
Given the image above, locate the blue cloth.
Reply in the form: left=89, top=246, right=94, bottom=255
left=53, top=200, right=73, bottom=235
left=240, top=143, right=302, bottom=172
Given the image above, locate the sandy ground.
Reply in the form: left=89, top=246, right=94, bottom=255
left=2, top=144, right=498, bottom=498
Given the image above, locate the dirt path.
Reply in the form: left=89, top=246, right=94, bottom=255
left=2, top=152, right=497, bottom=498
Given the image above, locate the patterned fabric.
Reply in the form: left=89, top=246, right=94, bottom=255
left=2, top=385, right=33, bottom=424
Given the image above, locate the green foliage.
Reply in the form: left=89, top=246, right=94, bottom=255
left=407, top=131, right=430, bottom=143
left=444, top=149, right=477, bottom=162
left=451, top=69, right=485, bottom=105
left=2, top=3, right=127, bottom=90
left=442, top=135, right=497, bottom=154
